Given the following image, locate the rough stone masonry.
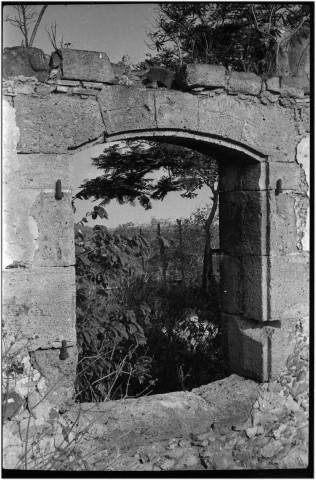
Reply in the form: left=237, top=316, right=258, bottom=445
left=2, top=46, right=309, bottom=468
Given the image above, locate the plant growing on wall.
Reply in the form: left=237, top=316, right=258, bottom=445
left=5, top=5, right=47, bottom=47
left=142, top=2, right=310, bottom=75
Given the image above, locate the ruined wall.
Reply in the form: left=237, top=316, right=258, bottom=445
left=2, top=47, right=309, bottom=468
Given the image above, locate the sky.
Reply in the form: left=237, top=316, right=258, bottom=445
left=3, top=2, right=212, bottom=228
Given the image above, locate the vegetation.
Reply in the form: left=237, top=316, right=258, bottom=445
left=142, top=3, right=310, bottom=75
left=76, top=141, right=218, bottom=294
left=5, top=5, right=47, bottom=47
left=74, top=204, right=225, bottom=401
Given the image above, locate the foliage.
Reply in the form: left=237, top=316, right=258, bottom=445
left=76, top=141, right=218, bottom=293
left=75, top=222, right=156, bottom=401
left=143, top=3, right=310, bottom=75
left=5, top=5, right=47, bottom=47
left=76, top=141, right=217, bottom=209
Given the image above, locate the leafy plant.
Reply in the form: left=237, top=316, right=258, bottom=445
left=74, top=222, right=156, bottom=402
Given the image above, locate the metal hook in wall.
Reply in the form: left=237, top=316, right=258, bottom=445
left=55, top=179, right=64, bottom=200
left=275, top=179, right=283, bottom=196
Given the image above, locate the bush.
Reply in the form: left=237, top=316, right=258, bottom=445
left=75, top=224, right=156, bottom=402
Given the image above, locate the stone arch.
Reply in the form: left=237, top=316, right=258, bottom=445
left=2, top=51, right=309, bottom=414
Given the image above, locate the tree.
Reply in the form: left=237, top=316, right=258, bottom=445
left=143, top=3, right=310, bottom=75
left=75, top=141, right=218, bottom=294
left=5, top=5, right=47, bottom=48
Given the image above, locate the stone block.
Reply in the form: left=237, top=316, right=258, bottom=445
left=266, top=76, right=281, bottom=93
left=82, top=81, right=104, bottom=90
left=3, top=188, right=40, bottom=268
left=269, top=253, right=309, bottom=320
left=2, top=267, right=76, bottom=351
left=184, top=64, right=227, bottom=88
left=156, top=90, right=199, bottom=130
left=14, top=78, right=36, bottom=95
left=228, top=71, right=262, bottom=96
left=220, top=254, right=268, bottom=321
left=222, top=314, right=296, bottom=381
left=241, top=102, right=296, bottom=162
left=219, top=191, right=267, bottom=255
left=3, top=154, right=72, bottom=190
left=220, top=255, right=244, bottom=315
left=15, top=94, right=104, bottom=153
left=55, top=86, right=69, bottom=94
left=56, top=79, right=80, bottom=87
left=30, top=192, right=75, bottom=267
left=219, top=161, right=302, bottom=193
left=280, top=77, right=305, bottom=98
left=60, top=48, right=115, bottom=83
left=98, top=86, right=156, bottom=134
left=72, top=87, right=97, bottom=96
left=219, top=162, right=266, bottom=192
left=198, top=95, right=245, bottom=143
left=269, top=191, right=298, bottom=255
left=3, top=47, right=49, bottom=82
left=3, top=101, right=20, bottom=155
left=31, top=346, right=77, bottom=406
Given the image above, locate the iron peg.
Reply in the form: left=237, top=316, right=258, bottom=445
left=59, top=340, right=69, bottom=360
left=275, top=179, right=283, bottom=196
left=55, top=179, right=63, bottom=200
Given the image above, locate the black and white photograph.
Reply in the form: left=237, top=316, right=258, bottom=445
left=2, top=1, right=312, bottom=476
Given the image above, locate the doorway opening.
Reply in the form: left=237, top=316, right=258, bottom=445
left=71, top=134, right=263, bottom=402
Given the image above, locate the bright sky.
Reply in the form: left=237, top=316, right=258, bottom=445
left=3, top=2, right=212, bottom=228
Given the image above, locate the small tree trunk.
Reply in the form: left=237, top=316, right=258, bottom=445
left=29, top=6, right=48, bottom=47
left=177, top=219, right=185, bottom=287
left=201, top=187, right=219, bottom=295
left=157, top=223, right=167, bottom=288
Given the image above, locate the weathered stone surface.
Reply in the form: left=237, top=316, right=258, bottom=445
left=219, top=161, right=302, bottom=192
left=3, top=153, right=72, bottom=190
left=220, top=255, right=244, bottom=315
left=13, top=76, right=37, bottom=94
left=281, top=77, right=305, bottom=98
left=228, top=71, right=262, bottom=96
left=220, top=254, right=268, bottom=321
left=2, top=267, right=76, bottom=351
left=269, top=192, right=299, bottom=255
left=31, top=346, right=77, bottom=406
left=3, top=188, right=40, bottom=268
left=184, top=64, right=227, bottom=88
left=65, top=391, right=216, bottom=451
left=266, top=76, right=281, bottom=93
left=296, top=137, right=310, bottom=251
left=3, top=188, right=74, bottom=268
left=156, top=90, right=199, bottom=130
left=219, top=162, right=265, bottom=192
left=193, top=375, right=259, bottom=427
left=15, top=94, right=104, bottom=153
left=3, top=47, right=49, bottom=82
left=222, top=314, right=296, bottom=381
left=198, top=95, right=245, bottom=144
left=30, top=192, right=75, bottom=267
left=60, top=48, right=115, bottom=83
left=3, top=100, right=20, bottom=154
left=241, top=102, right=296, bottom=162
left=221, top=252, right=309, bottom=322
left=98, top=86, right=156, bottom=134
left=219, top=191, right=267, bottom=255
left=269, top=253, right=309, bottom=320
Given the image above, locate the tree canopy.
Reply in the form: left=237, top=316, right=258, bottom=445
left=75, top=142, right=218, bottom=212
left=141, top=3, right=310, bottom=75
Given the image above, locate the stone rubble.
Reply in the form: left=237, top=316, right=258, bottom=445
left=84, top=318, right=310, bottom=471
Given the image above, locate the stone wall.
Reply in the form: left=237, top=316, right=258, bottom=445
left=2, top=47, right=310, bottom=468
